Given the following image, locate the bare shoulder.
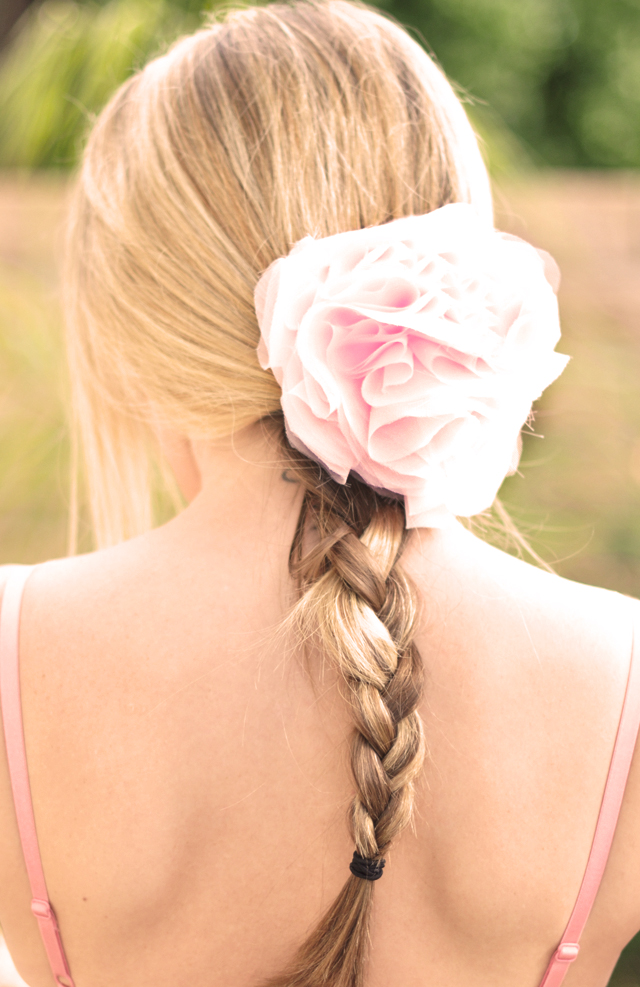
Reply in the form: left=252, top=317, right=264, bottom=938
left=408, top=523, right=640, bottom=943
left=0, top=545, right=158, bottom=710
left=405, top=523, right=638, bottom=768
left=1, top=534, right=161, bottom=627
left=0, top=554, right=103, bottom=617
left=408, top=522, right=637, bottom=662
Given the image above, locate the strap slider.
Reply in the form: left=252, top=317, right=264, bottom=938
left=31, top=898, right=54, bottom=921
left=556, top=943, right=580, bottom=962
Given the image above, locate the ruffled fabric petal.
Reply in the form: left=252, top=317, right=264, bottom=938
left=255, top=203, right=569, bottom=528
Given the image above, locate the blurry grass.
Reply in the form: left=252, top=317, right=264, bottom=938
left=0, top=180, right=73, bottom=562
left=495, top=172, right=640, bottom=599
left=0, top=0, right=200, bottom=169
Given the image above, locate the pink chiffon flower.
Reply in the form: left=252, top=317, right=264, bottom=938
left=255, top=203, right=568, bottom=528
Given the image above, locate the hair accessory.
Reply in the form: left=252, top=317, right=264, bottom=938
left=349, top=851, right=386, bottom=882
left=255, top=203, right=569, bottom=528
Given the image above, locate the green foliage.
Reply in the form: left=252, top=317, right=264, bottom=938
left=0, top=0, right=199, bottom=168
left=378, top=0, right=640, bottom=167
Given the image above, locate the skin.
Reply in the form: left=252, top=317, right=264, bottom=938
left=1, top=424, right=640, bottom=987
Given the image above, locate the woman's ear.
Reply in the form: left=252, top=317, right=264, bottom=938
left=155, top=427, right=202, bottom=503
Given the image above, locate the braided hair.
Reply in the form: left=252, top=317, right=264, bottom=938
left=262, top=422, right=425, bottom=987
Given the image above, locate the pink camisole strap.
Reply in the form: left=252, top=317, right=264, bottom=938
left=1, top=567, right=639, bottom=987
left=0, top=565, right=76, bottom=987
left=537, top=610, right=640, bottom=986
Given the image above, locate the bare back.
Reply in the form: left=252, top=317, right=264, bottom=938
left=1, top=510, right=640, bottom=987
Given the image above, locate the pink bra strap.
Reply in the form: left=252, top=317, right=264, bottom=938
left=0, top=565, right=76, bottom=987
left=538, top=614, right=640, bottom=987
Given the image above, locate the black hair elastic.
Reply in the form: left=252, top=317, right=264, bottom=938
left=349, top=851, right=386, bottom=882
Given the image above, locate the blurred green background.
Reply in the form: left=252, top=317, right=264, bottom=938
left=0, top=0, right=640, bottom=983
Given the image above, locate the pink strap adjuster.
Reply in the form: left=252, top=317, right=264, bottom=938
left=554, top=943, right=580, bottom=962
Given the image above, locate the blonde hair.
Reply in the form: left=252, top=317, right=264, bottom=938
left=64, top=2, right=492, bottom=983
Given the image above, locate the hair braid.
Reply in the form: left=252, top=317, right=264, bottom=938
left=263, top=435, right=426, bottom=987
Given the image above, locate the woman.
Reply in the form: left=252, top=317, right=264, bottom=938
left=1, top=2, right=639, bottom=985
